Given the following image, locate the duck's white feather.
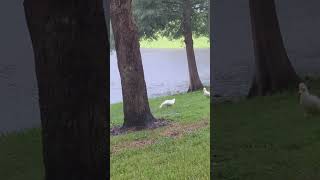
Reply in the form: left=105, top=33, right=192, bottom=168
left=203, top=87, right=210, bottom=97
left=160, top=98, right=176, bottom=108
left=299, top=83, right=320, bottom=115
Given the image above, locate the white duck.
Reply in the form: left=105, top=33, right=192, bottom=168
left=299, top=82, right=320, bottom=116
left=160, top=98, right=176, bottom=108
left=203, top=87, right=210, bottom=97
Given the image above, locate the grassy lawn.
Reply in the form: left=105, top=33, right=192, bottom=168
left=139, top=36, right=210, bottom=49
left=0, top=129, right=43, bottom=180
left=213, top=80, right=320, bottom=180
left=111, top=90, right=210, bottom=179
left=5, top=78, right=320, bottom=180
left=0, top=90, right=210, bottom=180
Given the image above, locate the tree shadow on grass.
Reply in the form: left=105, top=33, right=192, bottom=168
left=111, top=119, right=209, bottom=154
left=110, top=118, right=171, bottom=136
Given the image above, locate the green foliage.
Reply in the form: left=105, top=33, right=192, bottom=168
left=110, top=0, right=209, bottom=49
left=133, top=0, right=209, bottom=40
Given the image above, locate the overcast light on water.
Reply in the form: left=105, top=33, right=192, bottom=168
left=110, top=48, right=210, bottom=104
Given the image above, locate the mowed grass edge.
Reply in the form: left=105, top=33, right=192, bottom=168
left=139, top=36, right=210, bottom=49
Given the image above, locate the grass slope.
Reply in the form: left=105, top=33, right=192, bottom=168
left=139, top=36, right=210, bottom=49
left=111, top=90, right=210, bottom=179
left=0, top=91, right=210, bottom=180
left=213, top=80, right=320, bottom=180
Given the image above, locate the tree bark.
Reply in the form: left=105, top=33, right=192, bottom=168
left=24, top=0, right=108, bottom=179
left=110, top=0, right=156, bottom=128
left=183, top=0, right=204, bottom=92
left=248, top=0, right=300, bottom=97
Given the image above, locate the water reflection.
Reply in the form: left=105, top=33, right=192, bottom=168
left=110, top=48, right=210, bottom=104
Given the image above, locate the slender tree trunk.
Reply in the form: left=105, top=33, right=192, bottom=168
left=208, top=1, right=210, bottom=34
left=248, top=0, right=300, bottom=97
left=110, top=0, right=156, bottom=128
left=24, top=0, right=108, bottom=179
left=183, top=0, right=204, bottom=92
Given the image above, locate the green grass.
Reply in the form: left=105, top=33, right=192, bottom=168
left=139, top=36, right=210, bottom=48
left=111, top=90, right=210, bottom=179
left=6, top=77, right=320, bottom=179
left=0, top=90, right=210, bottom=180
left=213, top=80, right=320, bottom=180
left=0, top=129, right=43, bottom=180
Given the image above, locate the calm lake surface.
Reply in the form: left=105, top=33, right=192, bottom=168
left=110, top=48, right=210, bottom=104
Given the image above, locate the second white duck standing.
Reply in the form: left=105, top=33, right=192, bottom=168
left=299, top=82, right=320, bottom=116
left=160, top=98, right=176, bottom=108
left=203, top=87, right=210, bottom=97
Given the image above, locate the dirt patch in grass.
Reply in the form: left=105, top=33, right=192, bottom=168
left=111, top=119, right=209, bottom=154
left=112, top=139, right=156, bottom=154
left=110, top=118, right=170, bottom=136
left=160, top=119, right=209, bottom=138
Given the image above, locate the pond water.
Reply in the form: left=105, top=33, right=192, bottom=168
left=110, top=48, right=210, bottom=104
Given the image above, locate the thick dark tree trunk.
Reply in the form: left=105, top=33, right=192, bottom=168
left=24, top=0, right=108, bottom=179
left=110, top=0, right=156, bottom=128
left=183, top=0, right=204, bottom=92
left=248, top=0, right=300, bottom=97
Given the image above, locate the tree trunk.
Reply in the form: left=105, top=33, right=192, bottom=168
left=110, top=0, right=156, bottom=128
left=24, top=0, right=108, bottom=179
left=208, top=1, right=210, bottom=34
left=183, top=0, right=204, bottom=92
left=248, top=0, right=300, bottom=97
